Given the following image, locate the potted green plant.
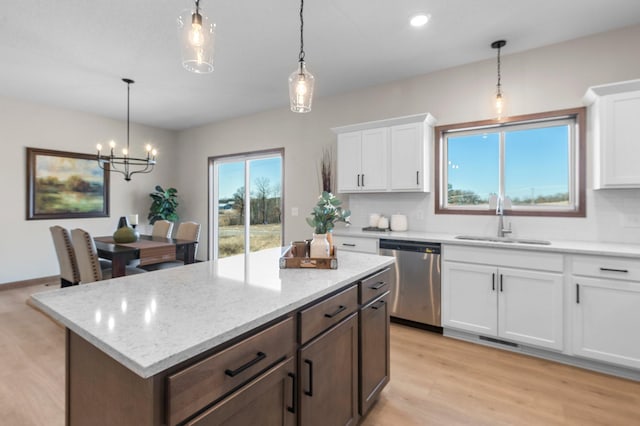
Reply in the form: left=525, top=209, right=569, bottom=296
left=148, top=185, right=179, bottom=224
left=306, top=191, right=350, bottom=257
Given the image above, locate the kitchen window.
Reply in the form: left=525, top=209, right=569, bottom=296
left=435, top=108, right=586, bottom=217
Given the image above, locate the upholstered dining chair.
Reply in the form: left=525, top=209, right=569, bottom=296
left=50, top=226, right=81, bottom=287
left=152, top=220, right=174, bottom=238
left=71, top=228, right=146, bottom=283
left=141, top=221, right=201, bottom=271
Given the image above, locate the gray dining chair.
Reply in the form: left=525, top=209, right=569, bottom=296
left=152, top=220, right=174, bottom=238
left=50, top=226, right=81, bottom=287
left=71, top=228, right=146, bottom=283
left=141, top=221, right=201, bottom=271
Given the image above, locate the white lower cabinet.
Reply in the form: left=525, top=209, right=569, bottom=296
left=442, top=245, right=564, bottom=351
left=572, top=255, right=640, bottom=369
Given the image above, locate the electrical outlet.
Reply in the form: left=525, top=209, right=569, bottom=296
left=622, top=213, right=640, bottom=228
left=291, top=207, right=299, bottom=217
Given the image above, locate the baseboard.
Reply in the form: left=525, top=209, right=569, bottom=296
left=0, top=275, right=59, bottom=291
left=444, top=328, right=640, bottom=382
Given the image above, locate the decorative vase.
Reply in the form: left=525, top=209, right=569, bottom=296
left=326, top=231, right=334, bottom=256
left=113, top=226, right=139, bottom=243
left=310, top=233, right=330, bottom=258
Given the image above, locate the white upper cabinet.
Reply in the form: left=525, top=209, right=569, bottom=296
left=390, top=122, right=429, bottom=191
left=336, top=128, right=388, bottom=192
left=584, top=79, right=640, bottom=189
left=333, top=113, right=436, bottom=193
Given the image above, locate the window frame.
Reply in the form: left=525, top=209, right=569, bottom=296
left=434, top=107, right=586, bottom=217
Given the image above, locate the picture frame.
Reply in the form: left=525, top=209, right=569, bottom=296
left=26, top=147, right=110, bottom=220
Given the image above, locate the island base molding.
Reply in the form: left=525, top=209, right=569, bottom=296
left=443, top=328, right=640, bottom=382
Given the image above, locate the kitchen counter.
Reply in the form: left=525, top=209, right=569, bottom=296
left=333, top=228, right=640, bottom=258
left=30, top=247, right=394, bottom=378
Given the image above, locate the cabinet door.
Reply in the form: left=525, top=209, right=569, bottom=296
left=360, top=128, right=388, bottom=191
left=573, top=277, right=640, bottom=369
left=442, top=262, right=497, bottom=336
left=498, top=268, right=564, bottom=350
left=359, top=294, right=390, bottom=416
left=300, top=313, right=358, bottom=426
left=337, top=131, right=362, bottom=192
left=389, top=122, right=426, bottom=191
left=187, top=358, right=296, bottom=426
left=600, top=91, right=640, bottom=188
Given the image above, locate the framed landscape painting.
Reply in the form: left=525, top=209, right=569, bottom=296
left=26, top=148, right=110, bottom=220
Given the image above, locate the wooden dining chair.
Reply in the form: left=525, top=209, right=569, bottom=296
left=49, top=226, right=81, bottom=287
left=71, top=228, right=146, bottom=283
left=152, top=220, right=174, bottom=238
left=141, top=222, right=201, bottom=271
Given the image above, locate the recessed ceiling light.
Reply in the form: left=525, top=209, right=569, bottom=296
left=410, top=13, right=430, bottom=27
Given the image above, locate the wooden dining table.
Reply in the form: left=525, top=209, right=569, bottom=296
left=94, top=234, right=198, bottom=278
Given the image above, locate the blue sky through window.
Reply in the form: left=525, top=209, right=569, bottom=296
left=447, top=125, right=569, bottom=203
left=218, top=157, right=282, bottom=200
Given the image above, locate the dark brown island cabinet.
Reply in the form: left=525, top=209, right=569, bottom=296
left=65, top=266, right=392, bottom=426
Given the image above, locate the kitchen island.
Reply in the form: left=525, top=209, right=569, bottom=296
left=31, top=247, right=394, bottom=425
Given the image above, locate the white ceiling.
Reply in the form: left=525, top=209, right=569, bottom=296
left=1, top=0, right=640, bottom=131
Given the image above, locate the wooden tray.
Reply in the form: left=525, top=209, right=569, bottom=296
left=279, top=245, right=338, bottom=269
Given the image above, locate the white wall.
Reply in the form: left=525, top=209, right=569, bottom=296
left=175, top=24, right=640, bottom=250
left=0, top=97, right=177, bottom=284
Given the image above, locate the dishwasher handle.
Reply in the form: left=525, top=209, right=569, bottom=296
left=379, top=239, right=441, bottom=254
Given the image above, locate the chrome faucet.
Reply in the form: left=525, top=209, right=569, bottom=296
left=496, top=196, right=512, bottom=238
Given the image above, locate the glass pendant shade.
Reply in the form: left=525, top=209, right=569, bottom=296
left=178, top=6, right=215, bottom=74
left=289, top=61, right=315, bottom=113
left=495, top=91, right=505, bottom=119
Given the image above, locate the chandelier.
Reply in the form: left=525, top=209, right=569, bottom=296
left=178, top=0, right=216, bottom=74
left=97, top=79, right=157, bottom=182
left=288, top=0, right=315, bottom=113
left=491, top=40, right=507, bottom=119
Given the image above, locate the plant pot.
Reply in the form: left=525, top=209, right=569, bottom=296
left=309, top=233, right=330, bottom=258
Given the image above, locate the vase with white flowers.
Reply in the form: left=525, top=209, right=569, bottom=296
left=306, top=191, right=350, bottom=258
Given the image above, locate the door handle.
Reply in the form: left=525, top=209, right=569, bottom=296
left=599, top=267, right=628, bottom=273
left=361, top=174, right=365, bottom=187
left=304, top=359, right=313, bottom=396
left=500, top=274, right=503, bottom=292
left=492, top=273, right=495, bottom=291
left=324, top=305, right=347, bottom=318
left=416, top=171, right=419, bottom=185
left=576, top=283, right=580, bottom=304
left=342, top=243, right=356, bottom=247
left=370, top=281, right=386, bottom=290
left=287, top=372, right=296, bottom=413
left=371, top=300, right=386, bottom=310
left=224, top=352, right=266, bottom=377
left=357, top=174, right=360, bottom=187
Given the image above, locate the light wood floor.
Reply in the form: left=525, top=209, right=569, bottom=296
left=3, top=282, right=640, bottom=425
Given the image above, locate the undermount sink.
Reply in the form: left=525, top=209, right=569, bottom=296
left=455, top=235, right=551, bottom=245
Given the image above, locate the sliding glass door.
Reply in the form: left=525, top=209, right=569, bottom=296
left=210, top=149, right=283, bottom=260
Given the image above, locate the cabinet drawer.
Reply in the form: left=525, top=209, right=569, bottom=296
left=167, top=317, right=295, bottom=426
left=572, top=255, right=640, bottom=281
left=333, top=236, right=378, bottom=254
left=359, top=268, right=392, bottom=305
left=299, top=285, right=358, bottom=344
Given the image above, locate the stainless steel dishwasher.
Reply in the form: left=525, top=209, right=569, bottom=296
left=379, top=239, right=441, bottom=328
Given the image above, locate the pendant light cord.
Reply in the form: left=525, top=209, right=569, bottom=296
left=298, top=0, right=305, bottom=63
left=496, top=45, right=502, bottom=94
left=126, top=80, right=131, bottom=152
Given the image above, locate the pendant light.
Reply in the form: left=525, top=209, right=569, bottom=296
left=491, top=40, right=507, bottom=119
left=289, top=0, right=315, bottom=113
left=178, top=0, right=215, bottom=74
left=96, top=79, right=157, bottom=182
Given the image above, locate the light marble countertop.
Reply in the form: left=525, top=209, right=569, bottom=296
left=30, top=248, right=394, bottom=378
left=333, top=228, right=640, bottom=258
